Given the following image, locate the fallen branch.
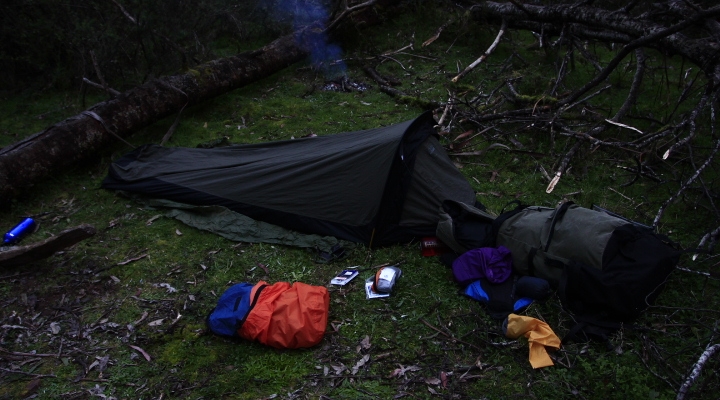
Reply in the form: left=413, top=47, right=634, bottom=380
left=89, top=50, right=116, bottom=99
left=0, top=224, right=96, bottom=268
left=452, top=19, right=507, bottom=83
left=156, top=81, right=190, bottom=147
left=326, top=0, right=378, bottom=32
left=675, top=266, right=714, bottom=278
left=546, top=140, right=581, bottom=193
left=0, top=348, right=60, bottom=358
left=418, top=318, right=483, bottom=351
left=82, top=78, right=121, bottom=97
left=363, top=65, right=392, bottom=86
left=422, top=18, right=454, bottom=47
left=653, top=137, right=720, bottom=227
left=695, top=225, right=720, bottom=259
left=612, top=48, right=646, bottom=121
left=677, top=343, right=720, bottom=400
left=0, top=367, right=56, bottom=379
left=110, top=0, right=137, bottom=24
left=378, top=86, right=440, bottom=109
left=449, top=143, right=511, bottom=157
left=117, top=253, right=148, bottom=266
left=663, top=90, right=711, bottom=160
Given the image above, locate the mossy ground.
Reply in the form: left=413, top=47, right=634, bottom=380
left=1, top=5, right=718, bottom=400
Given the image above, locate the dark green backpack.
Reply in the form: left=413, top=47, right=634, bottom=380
left=495, top=202, right=680, bottom=341
left=495, top=202, right=626, bottom=287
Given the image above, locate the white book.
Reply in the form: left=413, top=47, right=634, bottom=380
left=330, top=268, right=359, bottom=286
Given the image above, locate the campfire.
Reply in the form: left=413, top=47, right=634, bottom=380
left=322, top=76, right=370, bottom=92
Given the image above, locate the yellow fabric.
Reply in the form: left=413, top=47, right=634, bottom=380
left=505, top=314, right=561, bottom=369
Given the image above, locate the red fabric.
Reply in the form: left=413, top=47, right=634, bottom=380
left=239, top=281, right=329, bottom=349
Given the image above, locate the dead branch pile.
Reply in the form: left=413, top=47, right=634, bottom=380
left=359, top=3, right=720, bottom=395
left=367, top=1, right=720, bottom=253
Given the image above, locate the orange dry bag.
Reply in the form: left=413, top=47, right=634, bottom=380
left=239, top=281, right=329, bottom=349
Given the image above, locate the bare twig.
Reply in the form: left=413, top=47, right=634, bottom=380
left=508, top=0, right=533, bottom=16
left=363, top=65, right=391, bottom=86
left=326, top=0, right=377, bottom=32
left=663, top=90, right=711, bottom=160
left=89, top=50, right=117, bottom=99
left=81, top=111, right=136, bottom=150
left=82, top=78, right=121, bottom=97
left=677, top=344, right=720, bottom=400
left=572, top=40, right=603, bottom=72
left=612, top=48, right=646, bottom=121
left=160, top=102, right=188, bottom=146
left=546, top=140, right=581, bottom=193
left=0, top=348, right=60, bottom=358
left=675, top=266, right=713, bottom=278
left=437, top=91, right=453, bottom=128
left=0, top=367, right=56, bottom=379
left=0, top=224, right=96, bottom=268
left=632, top=350, right=678, bottom=391
left=564, top=84, right=612, bottom=111
left=449, top=143, right=510, bottom=157
left=653, top=137, right=720, bottom=227
left=695, top=225, right=720, bottom=259
left=452, top=20, right=507, bottom=83
left=559, top=5, right=720, bottom=107
left=550, top=46, right=572, bottom=96
left=110, top=0, right=137, bottom=24
left=418, top=318, right=483, bottom=351
left=422, top=19, right=454, bottom=47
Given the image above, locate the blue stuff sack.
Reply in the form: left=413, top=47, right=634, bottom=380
left=463, top=275, right=550, bottom=320
left=207, top=282, right=256, bottom=337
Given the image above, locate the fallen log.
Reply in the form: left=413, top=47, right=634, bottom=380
left=0, top=0, right=391, bottom=206
left=0, top=33, right=311, bottom=205
left=0, top=224, right=96, bottom=268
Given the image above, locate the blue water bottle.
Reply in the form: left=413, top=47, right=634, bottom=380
left=3, top=217, right=36, bottom=245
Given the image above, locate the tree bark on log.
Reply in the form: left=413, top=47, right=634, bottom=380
left=0, top=33, right=310, bottom=205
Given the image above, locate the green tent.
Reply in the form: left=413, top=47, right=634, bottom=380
left=102, top=112, right=477, bottom=247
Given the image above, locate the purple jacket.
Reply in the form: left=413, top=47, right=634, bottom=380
left=452, top=246, right=513, bottom=285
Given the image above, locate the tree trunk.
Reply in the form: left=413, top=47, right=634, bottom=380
left=0, top=33, right=310, bottom=204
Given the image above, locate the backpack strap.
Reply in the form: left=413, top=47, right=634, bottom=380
left=561, top=315, right=620, bottom=347
left=544, top=201, right=574, bottom=252
left=500, top=200, right=524, bottom=214
left=492, top=201, right=528, bottom=238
